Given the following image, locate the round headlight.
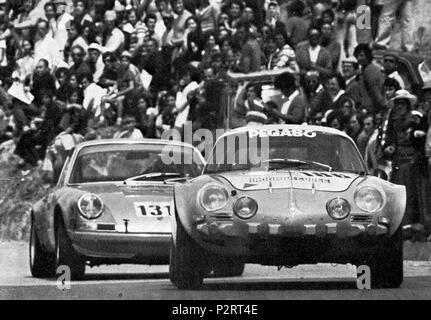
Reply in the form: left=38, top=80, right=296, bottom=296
left=77, top=194, right=104, bottom=219
left=354, top=186, right=384, bottom=212
left=233, top=197, right=258, bottom=219
left=326, top=197, right=351, bottom=220
left=199, top=184, right=228, bottom=212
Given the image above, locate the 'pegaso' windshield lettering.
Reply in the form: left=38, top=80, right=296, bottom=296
left=248, top=129, right=317, bottom=138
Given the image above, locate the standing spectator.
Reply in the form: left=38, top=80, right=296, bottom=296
left=87, top=43, right=105, bottom=83
left=357, top=114, right=376, bottom=157
left=265, top=1, right=284, bottom=31
left=382, top=52, right=406, bottom=89
left=13, top=39, right=35, bottom=82
left=266, top=30, right=299, bottom=73
left=69, top=45, right=92, bottom=79
left=65, top=19, right=89, bottom=59
left=341, top=56, right=361, bottom=106
left=273, top=72, right=308, bottom=124
left=384, top=90, right=429, bottom=227
left=103, top=10, right=125, bottom=54
left=73, top=0, right=93, bottom=28
left=33, top=19, right=63, bottom=70
left=320, top=22, right=341, bottom=72
left=195, top=0, right=219, bottom=35
left=283, top=0, right=309, bottom=48
left=227, top=0, right=243, bottom=30
left=51, top=0, right=74, bottom=54
left=31, top=59, right=56, bottom=107
left=79, top=73, right=106, bottom=127
left=373, top=0, right=414, bottom=52
left=296, top=27, right=332, bottom=76
left=174, top=64, right=200, bottom=129
left=170, top=0, right=193, bottom=48
left=353, top=43, right=384, bottom=115
left=237, top=22, right=265, bottom=73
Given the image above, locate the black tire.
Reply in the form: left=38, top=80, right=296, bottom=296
left=213, top=257, right=245, bottom=277
left=169, top=218, right=206, bottom=289
left=29, top=218, right=55, bottom=278
left=366, top=227, right=403, bottom=289
left=55, top=217, right=86, bottom=281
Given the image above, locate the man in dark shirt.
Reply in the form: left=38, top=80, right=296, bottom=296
left=353, top=43, right=384, bottom=114
left=238, top=22, right=265, bottom=73
left=31, top=59, right=56, bottom=107
left=69, top=45, right=92, bottom=79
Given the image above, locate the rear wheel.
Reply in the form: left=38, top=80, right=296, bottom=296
left=213, top=257, right=245, bottom=277
left=29, top=218, right=55, bottom=278
left=364, top=227, right=403, bottom=289
left=55, top=217, right=86, bottom=281
left=169, top=218, right=206, bottom=289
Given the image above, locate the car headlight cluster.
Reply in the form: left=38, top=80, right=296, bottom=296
left=233, top=197, right=258, bottom=220
left=199, top=184, right=229, bottom=212
left=354, top=186, right=384, bottom=213
left=77, top=194, right=104, bottom=219
left=326, top=197, right=350, bottom=220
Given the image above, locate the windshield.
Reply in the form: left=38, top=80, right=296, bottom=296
left=69, top=144, right=204, bottom=184
left=204, top=128, right=366, bottom=174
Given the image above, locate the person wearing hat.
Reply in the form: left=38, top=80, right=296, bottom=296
left=103, top=10, right=125, bottom=55
left=384, top=89, right=430, bottom=228
left=87, top=43, right=104, bottom=83
left=382, top=52, right=405, bottom=89
left=341, top=56, right=361, bottom=106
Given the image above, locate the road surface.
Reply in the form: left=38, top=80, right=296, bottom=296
left=1, top=241, right=431, bottom=300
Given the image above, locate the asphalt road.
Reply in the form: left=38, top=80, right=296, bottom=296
left=1, top=242, right=431, bottom=300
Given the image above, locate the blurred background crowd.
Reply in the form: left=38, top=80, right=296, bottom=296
left=0, top=0, right=430, bottom=235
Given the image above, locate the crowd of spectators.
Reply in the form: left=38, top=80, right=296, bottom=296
left=0, top=0, right=430, bottom=233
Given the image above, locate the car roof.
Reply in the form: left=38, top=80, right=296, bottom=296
left=74, top=138, right=198, bottom=151
left=217, top=124, right=350, bottom=142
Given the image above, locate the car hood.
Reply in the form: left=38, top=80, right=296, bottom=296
left=67, top=182, right=175, bottom=233
left=214, top=170, right=361, bottom=192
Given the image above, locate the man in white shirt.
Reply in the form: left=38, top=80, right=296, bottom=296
left=103, top=11, right=125, bottom=54
left=34, top=19, right=63, bottom=70
left=87, top=43, right=105, bottom=83
left=51, top=0, right=74, bottom=53
left=79, top=73, right=107, bottom=124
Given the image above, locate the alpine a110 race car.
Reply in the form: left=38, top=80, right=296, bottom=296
left=30, top=139, right=204, bottom=280
left=170, top=125, right=406, bottom=289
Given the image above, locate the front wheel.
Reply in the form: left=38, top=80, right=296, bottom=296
left=364, top=227, right=403, bottom=289
left=169, top=218, right=206, bottom=289
left=29, top=218, right=55, bottom=278
left=55, top=217, right=86, bottom=281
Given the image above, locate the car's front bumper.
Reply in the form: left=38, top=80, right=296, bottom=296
left=187, top=213, right=392, bottom=260
left=69, top=231, right=171, bottom=263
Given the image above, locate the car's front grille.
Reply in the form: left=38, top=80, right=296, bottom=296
left=210, top=213, right=234, bottom=221
left=350, top=215, right=373, bottom=224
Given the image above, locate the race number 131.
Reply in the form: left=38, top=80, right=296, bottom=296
left=134, top=202, right=172, bottom=217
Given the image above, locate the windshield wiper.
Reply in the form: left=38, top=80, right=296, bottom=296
left=262, top=158, right=332, bottom=172
left=124, top=172, right=184, bottom=182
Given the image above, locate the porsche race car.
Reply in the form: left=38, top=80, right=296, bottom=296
left=170, top=125, right=406, bottom=289
left=30, top=139, right=204, bottom=280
